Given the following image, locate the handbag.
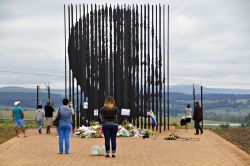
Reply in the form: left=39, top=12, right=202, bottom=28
left=53, top=108, right=60, bottom=126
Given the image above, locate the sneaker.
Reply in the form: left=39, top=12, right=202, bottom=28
left=105, top=154, right=110, bottom=158
left=112, top=154, right=115, bottom=158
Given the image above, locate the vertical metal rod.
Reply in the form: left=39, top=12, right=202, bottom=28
left=109, top=6, right=113, bottom=96
left=143, top=5, right=147, bottom=129
left=193, top=84, right=196, bottom=110
left=94, top=4, right=98, bottom=109
left=113, top=7, right=117, bottom=101
left=132, top=5, right=136, bottom=126
left=159, top=4, right=162, bottom=133
left=201, top=85, right=203, bottom=129
left=167, top=5, right=170, bottom=130
left=64, top=4, right=67, bottom=98
left=97, top=5, right=101, bottom=109
left=72, top=4, right=77, bottom=129
left=48, top=84, right=51, bottom=102
left=68, top=5, right=72, bottom=102
left=36, top=85, right=39, bottom=108
left=77, top=84, right=79, bottom=128
left=140, top=5, right=143, bottom=129
left=80, top=87, right=83, bottom=126
left=105, top=5, right=109, bottom=96
left=155, top=5, right=158, bottom=131
left=147, top=4, right=151, bottom=129
left=163, top=5, right=166, bottom=131
left=151, top=5, right=155, bottom=130
left=136, top=5, right=140, bottom=128
left=87, top=4, right=91, bottom=125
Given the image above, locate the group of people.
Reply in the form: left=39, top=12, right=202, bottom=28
left=34, top=102, right=55, bottom=134
left=12, top=97, right=203, bottom=156
left=183, top=102, right=203, bottom=135
left=51, top=97, right=118, bottom=157
left=12, top=101, right=55, bottom=136
left=12, top=96, right=119, bottom=157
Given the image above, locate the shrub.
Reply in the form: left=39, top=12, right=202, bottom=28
left=219, top=123, right=230, bottom=129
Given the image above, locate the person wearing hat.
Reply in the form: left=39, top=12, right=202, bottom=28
left=12, top=101, right=26, bottom=137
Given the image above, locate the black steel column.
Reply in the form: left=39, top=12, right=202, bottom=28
left=201, top=85, right=203, bottom=129
left=167, top=5, right=170, bottom=130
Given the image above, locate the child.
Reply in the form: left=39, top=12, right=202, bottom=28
left=35, top=105, right=45, bottom=134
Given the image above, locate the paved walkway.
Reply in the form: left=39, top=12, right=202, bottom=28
left=0, top=128, right=249, bottom=166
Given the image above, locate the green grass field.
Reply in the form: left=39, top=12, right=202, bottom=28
left=0, top=110, right=36, bottom=120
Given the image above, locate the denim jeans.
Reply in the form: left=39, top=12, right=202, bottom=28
left=102, top=124, right=118, bottom=154
left=58, top=122, right=72, bottom=153
left=195, top=120, right=203, bottom=134
left=37, top=120, right=43, bottom=130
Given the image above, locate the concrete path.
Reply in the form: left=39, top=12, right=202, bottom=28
left=0, top=129, right=249, bottom=166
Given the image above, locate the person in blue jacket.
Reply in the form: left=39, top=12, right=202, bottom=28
left=57, top=98, right=74, bottom=154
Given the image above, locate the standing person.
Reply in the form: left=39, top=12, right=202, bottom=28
left=35, top=105, right=45, bottom=134
left=99, top=96, right=119, bottom=158
left=57, top=98, right=74, bottom=154
left=45, top=101, right=54, bottom=134
left=184, top=104, right=192, bottom=131
left=12, top=101, right=26, bottom=137
left=193, top=101, right=203, bottom=135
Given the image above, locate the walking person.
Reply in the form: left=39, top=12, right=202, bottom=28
left=44, top=101, right=54, bottom=134
left=184, top=104, right=192, bottom=131
left=57, top=98, right=74, bottom=154
left=12, top=101, right=26, bottom=137
left=193, top=101, right=203, bottom=135
left=99, top=96, right=119, bottom=158
left=35, top=105, right=45, bottom=134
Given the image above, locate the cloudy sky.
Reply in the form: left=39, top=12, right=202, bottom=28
left=0, top=0, right=250, bottom=89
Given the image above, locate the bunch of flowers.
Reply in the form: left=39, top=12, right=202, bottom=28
left=74, top=123, right=155, bottom=138
left=74, top=125, right=103, bottom=138
left=164, top=133, right=180, bottom=140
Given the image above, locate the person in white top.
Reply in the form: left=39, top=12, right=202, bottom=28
left=35, top=105, right=45, bottom=134
left=184, top=104, right=192, bottom=131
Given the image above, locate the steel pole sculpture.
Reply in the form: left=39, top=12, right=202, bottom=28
left=66, top=4, right=168, bottom=131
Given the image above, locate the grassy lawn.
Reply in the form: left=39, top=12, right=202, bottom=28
left=0, top=123, right=17, bottom=144
left=0, top=110, right=36, bottom=120
left=213, top=128, right=250, bottom=154
left=0, top=120, right=39, bottom=144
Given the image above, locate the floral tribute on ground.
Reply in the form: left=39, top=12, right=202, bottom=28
left=74, top=121, right=154, bottom=138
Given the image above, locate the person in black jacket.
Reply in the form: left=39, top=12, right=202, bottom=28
left=99, top=96, right=119, bottom=158
left=44, top=101, right=54, bottom=134
left=193, top=101, right=203, bottom=135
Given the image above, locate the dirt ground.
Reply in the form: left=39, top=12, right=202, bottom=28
left=1, top=129, right=250, bottom=166
left=213, top=128, right=250, bottom=154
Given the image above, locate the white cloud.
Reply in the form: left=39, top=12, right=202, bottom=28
left=0, top=0, right=250, bottom=89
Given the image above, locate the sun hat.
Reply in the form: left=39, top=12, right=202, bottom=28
left=14, top=101, right=20, bottom=106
